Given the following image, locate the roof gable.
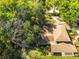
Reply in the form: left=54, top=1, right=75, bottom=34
left=51, top=43, right=77, bottom=53
left=53, top=25, right=71, bottom=42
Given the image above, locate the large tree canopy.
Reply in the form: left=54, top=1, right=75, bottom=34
left=0, top=0, right=45, bottom=58
left=0, top=0, right=45, bottom=51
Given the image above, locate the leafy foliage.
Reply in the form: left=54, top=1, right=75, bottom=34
left=0, top=0, right=45, bottom=59
left=28, top=50, right=42, bottom=59
left=0, top=0, right=79, bottom=59
left=56, top=0, right=79, bottom=25
left=0, top=0, right=44, bottom=47
left=45, top=0, right=79, bottom=25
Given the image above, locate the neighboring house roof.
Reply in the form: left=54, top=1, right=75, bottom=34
left=53, top=25, right=71, bottom=42
left=44, top=33, right=54, bottom=42
left=51, top=43, right=77, bottom=53
left=42, top=25, right=54, bottom=42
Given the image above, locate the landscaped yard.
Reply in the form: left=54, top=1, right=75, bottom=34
left=74, top=39, right=79, bottom=54
left=75, top=40, right=79, bottom=46
left=41, top=56, right=79, bottom=59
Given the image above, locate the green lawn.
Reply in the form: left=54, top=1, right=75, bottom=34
left=41, top=56, right=79, bottom=59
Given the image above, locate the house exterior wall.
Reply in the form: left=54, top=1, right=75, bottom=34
left=53, top=52, right=62, bottom=56
left=62, top=52, right=74, bottom=56
left=53, top=52, right=75, bottom=56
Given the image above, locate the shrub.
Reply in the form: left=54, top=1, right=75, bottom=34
left=28, top=50, right=42, bottom=59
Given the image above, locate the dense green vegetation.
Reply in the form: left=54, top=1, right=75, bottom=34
left=75, top=40, right=79, bottom=46
left=51, top=0, right=79, bottom=25
left=75, top=39, right=79, bottom=56
left=0, top=0, right=45, bottom=59
left=0, top=0, right=79, bottom=59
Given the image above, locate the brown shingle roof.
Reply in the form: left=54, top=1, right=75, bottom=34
left=53, top=25, right=71, bottom=42
left=53, top=20, right=71, bottom=30
left=51, top=43, right=77, bottom=53
left=61, top=22, right=71, bottom=30
left=43, top=33, right=54, bottom=42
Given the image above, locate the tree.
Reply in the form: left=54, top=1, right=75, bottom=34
left=0, top=0, right=45, bottom=58
left=44, top=0, right=79, bottom=26
left=56, top=0, right=79, bottom=25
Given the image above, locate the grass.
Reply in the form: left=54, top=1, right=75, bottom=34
left=41, top=56, right=79, bottom=59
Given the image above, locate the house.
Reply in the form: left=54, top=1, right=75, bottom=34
left=51, top=43, right=77, bottom=56
left=53, top=25, right=72, bottom=44
left=41, top=25, right=77, bottom=56
left=40, top=16, right=77, bottom=56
